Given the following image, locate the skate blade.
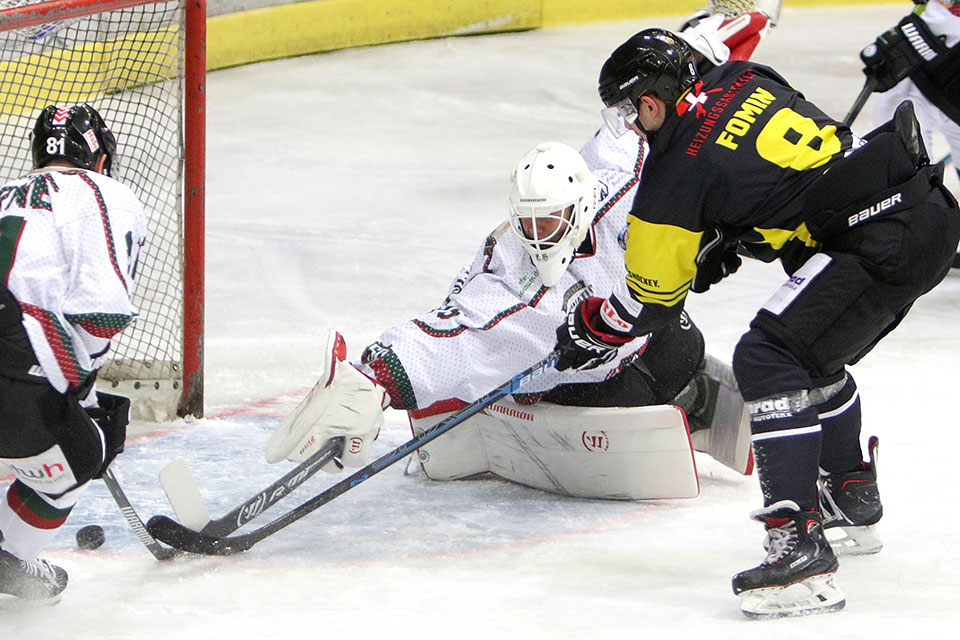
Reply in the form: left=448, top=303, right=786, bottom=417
left=0, top=592, right=63, bottom=609
left=825, top=524, right=883, bottom=556
left=739, top=573, right=845, bottom=619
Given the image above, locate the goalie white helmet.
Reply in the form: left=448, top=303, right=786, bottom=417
left=508, top=142, right=598, bottom=286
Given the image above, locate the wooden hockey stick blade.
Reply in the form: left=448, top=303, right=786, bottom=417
left=146, top=351, right=561, bottom=556
left=842, top=78, right=876, bottom=127
left=102, top=467, right=178, bottom=561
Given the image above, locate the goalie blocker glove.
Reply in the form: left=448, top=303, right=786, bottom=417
left=555, top=297, right=633, bottom=371
left=860, top=12, right=948, bottom=93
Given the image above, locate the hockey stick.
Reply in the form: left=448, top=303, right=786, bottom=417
left=159, top=436, right=344, bottom=536
left=843, top=77, right=876, bottom=127
left=146, top=350, right=561, bottom=555
left=101, top=467, right=177, bottom=561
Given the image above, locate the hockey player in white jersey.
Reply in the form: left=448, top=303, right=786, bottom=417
left=265, top=138, right=753, bottom=500
left=263, top=2, right=784, bottom=499
left=0, top=104, right=146, bottom=602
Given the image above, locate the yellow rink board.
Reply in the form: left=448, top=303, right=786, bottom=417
left=0, top=0, right=906, bottom=111
left=208, top=0, right=904, bottom=70
left=0, top=26, right=179, bottom=116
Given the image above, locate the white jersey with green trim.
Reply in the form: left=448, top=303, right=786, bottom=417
left=0, top=167, right=147, bottom=396
left=356, top=128, right=653, bottom=415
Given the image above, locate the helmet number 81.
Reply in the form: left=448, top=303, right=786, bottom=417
left=45, top=136, right=65, bottom=156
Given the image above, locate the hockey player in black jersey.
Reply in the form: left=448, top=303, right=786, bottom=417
left=554, top=28, right=960, bottom=618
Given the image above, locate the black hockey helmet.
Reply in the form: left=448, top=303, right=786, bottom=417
left=30, top=104, right=117, bottom=175
left=598, top=28, right=699, bottom=116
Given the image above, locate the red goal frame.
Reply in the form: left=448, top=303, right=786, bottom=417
left=0, top=0, right=206, bottom=417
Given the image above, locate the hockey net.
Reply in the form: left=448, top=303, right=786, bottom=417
left=0, top=0, right=205, bottom=419
left=708, top=0, right=781, bottom=23
left=708, top=0, right=760, bottom=17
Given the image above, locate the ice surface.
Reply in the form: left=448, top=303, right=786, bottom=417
left=3, top=4, right=959, bottom=636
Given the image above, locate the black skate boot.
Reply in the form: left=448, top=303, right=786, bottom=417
left=819, top=435, right=882, bottom=555
left=732, top=500, right=844, bottom=619
left=0, top=546, right=68, bottom=602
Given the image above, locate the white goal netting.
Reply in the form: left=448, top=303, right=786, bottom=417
left=1, top=0, right=191, bottom=419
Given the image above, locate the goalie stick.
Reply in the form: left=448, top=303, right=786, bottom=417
left=146, top=350, right=561, bottom=556
left=101, top=467, right=177, bottom=561
left=158, top=436, right=344, bottom=536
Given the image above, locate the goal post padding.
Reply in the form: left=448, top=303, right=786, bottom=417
left=0, top=0, right=205, bottom=420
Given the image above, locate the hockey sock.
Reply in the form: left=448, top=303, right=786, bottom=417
left=815, top=375, right=864, bottom=473
left=0, top=480, right=87, bottom=560
left=749, top=391, right=822, bottom=510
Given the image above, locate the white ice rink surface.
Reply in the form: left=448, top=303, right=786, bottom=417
left=4, top=4, right=960, bottom=637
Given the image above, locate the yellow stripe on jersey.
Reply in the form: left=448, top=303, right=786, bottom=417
left=752, top=223, right=819, bottom=252
left=623, top=217, right=701, bottom=307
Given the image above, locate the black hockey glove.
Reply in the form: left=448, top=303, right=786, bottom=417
left=861, top=13, right=946, bottom=93
left=85, top=391, right=131, bottom=478
left=555, top=298, right=633, bottom=372
left=690, top=229, right=742, bottom=294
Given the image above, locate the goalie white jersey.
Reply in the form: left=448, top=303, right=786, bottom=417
left=0, top=167, right=146, bottom=396
left=357, top=129, right=651, bottom=415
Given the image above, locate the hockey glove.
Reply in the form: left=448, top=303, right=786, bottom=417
left=691, top=229, right=742, bottom=294
left=555, top=297, right=633, bottom=372
left=861, top=13, right=946, bottom=93
left=266, top=330, right=386, bottom=470
left=85, top=391, right=131, bottom=478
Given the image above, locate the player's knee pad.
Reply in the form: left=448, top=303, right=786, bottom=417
left=0, top=444, right=87, bottom=499
left=732, top=327, right=812, bottom=401
left=0, top=378, right=105, bottom=496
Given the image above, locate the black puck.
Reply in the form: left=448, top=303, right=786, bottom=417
left=76, top=524, right=105, bottom=550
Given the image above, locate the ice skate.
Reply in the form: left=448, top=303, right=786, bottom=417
left=733, top=500, right=844, bottom=619
left=819, top=435, right=883, bottom=555
left=0, top=547, right=68, bottom=602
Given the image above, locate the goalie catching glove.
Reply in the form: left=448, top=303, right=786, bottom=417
left=265, top=330, right=386, bottom=471
left=555, top=297, right=634, bottom=371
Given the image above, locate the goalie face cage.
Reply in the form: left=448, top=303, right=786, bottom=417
left=0, top=0, right=205, bottom=419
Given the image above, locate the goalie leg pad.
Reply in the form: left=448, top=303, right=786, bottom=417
left=409, top=414, right=491, bottom=481
left=266, top=330, right=385, bottom=465
left=411, top=401, right=699, bottom=499
left=484, top=400, right=698, bottom=500
left=687, top=354, right=753, bottom=475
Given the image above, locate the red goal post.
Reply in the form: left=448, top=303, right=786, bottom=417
left=0, top=0, right=205, bottom=419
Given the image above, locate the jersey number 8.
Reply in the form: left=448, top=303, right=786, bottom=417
left=756, top=108, right=842, bottom=171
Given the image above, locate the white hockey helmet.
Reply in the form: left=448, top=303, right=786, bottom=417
left=508, top=142, right=598, bottom=286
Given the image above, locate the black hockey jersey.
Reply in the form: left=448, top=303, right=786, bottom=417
left=612, top=61, right=855, bottom=334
